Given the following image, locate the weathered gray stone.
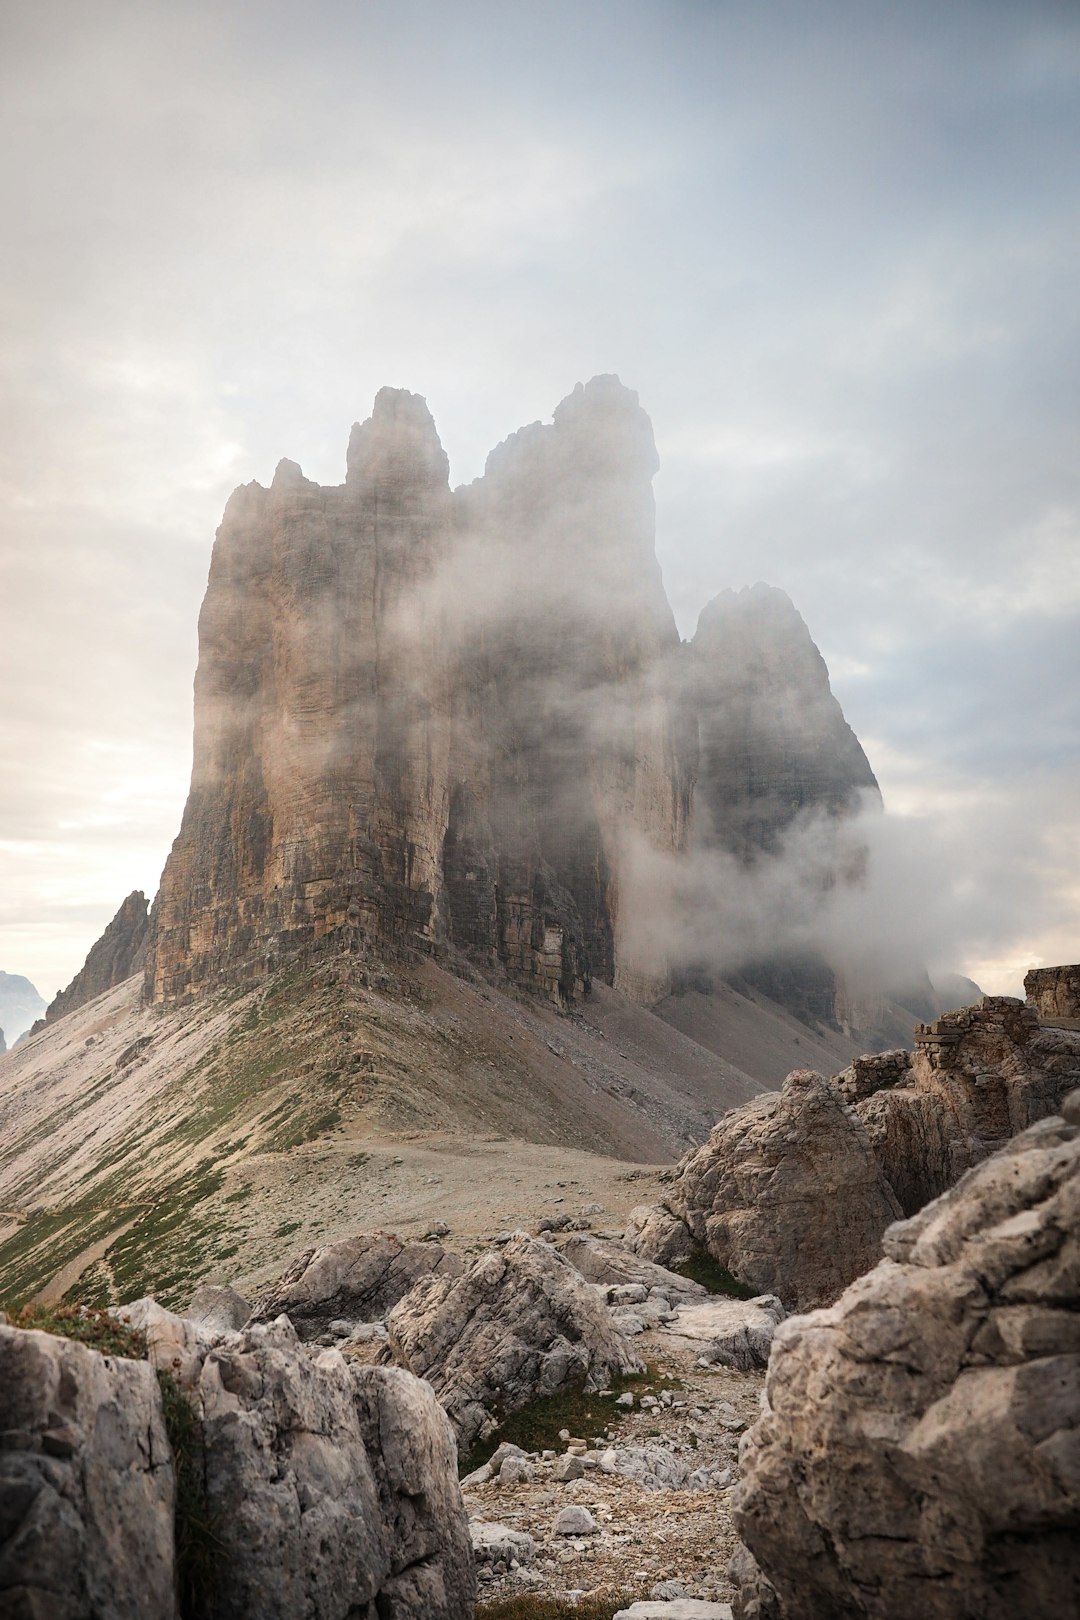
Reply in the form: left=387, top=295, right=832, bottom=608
left=554, top=1505, right=599, bottom=1535
left=186, top=1283, right=251, bottom=1334
left=560, top=1233, right=706, bottom=1302
left=469, top=1520, right=536, bottom=1570
left=194, top=1316, right=474, bottom=1619
left=731, top=1105, right=1080, bottom=1620
left=381, top=1235, right=643, bottom=1453
left=658, top=1296, right=785, bottom=1370
left=624, top=1203, right=697, bottom=1268
left=0, top=1323, right=176, bottom=1620
left=249, top=1229, right=463, bottom=1340
left=614, top=1603, right=733, bottom=1619
left=663, top=1069, right=902, bottom=1310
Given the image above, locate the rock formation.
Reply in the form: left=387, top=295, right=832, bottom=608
left=0, top=1320, right=178, bottom=1619
left=730, top=1094, right=1080, bottom=1620
left=842, top=995, right=1080, bottom=1215
left=656, top=1069, right=903, bottom=1311
left=686, top=583, right=878, bottom=862
left=1, top=1301, right=476, bottom=1619
left=32, top=891, right=149, bottom=1032
left=380, top=1234, right=645, bottom=1452
left=141, top=378, right=882, bottom=1017
left=148, top=378, right=689, bottom=1009
left=248, top=1230, right=463, bottom=1341
left=1025, top=962, right=1080, bottom=1024
left=629, top=991, right=1080, bottom=1309
left=0, top=1026, right=5, bottom=1056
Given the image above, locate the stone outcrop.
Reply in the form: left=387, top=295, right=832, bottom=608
left=559, top=1232, right=706, bottom=1302
left=730, top=1095, right=1080, bottom=1620
left=0, top=1321, right=177, bottom=1619
left=655, top=1069, right=902, bottom=1311
left=1026, top=962, right=1080, bottom=1024
left=248, top=1230, right=462, bottom=1341
left=630, top=993, right=1080, bottom=1309
left=381, top=1234, right=645, bottom=1452
left=113, top=1299, right=475, bottom=1618
left=35, top=892, right=149, bottom=1032
left=195, top=1317, right=474, bottom=1620
left=846, top=995, right=1080, bottom=1216
left=657, top=1296, right=786, bottom=1371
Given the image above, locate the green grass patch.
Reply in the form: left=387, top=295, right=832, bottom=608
left=157, top=1368, right=222, bottom=1619
left=459, top=1363, right=677, bottom=1476
left=274, top=1219, right=302, bottom=1239
left=673, top=1247, right=757, bottom=1299
left=476, top=1593, right=642, bottom=1618
left=7, top=1301, right=147, bottom=1359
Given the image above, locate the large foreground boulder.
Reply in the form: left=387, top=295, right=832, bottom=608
left=0, top=1323, right=177, bottom=1620
left=248, top=1230, right=462, bottom=1340
left=730, top=1097, right=1080, bottom=1620
left=195, top=1317, right=474, bottom=1619
left=661, top=1070, right=902, bottom=1310
left=382, top=1234, right=644, bottom=1452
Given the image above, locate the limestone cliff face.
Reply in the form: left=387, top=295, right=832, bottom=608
left=149, top=378, right=689, bottom=1006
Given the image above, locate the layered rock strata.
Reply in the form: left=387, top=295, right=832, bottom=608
left=1026, top=962, right=1080, bottom=1024
left=730, top=1096, right=1080, bottom=1620
left=148, top=379, right=688, bottom=1009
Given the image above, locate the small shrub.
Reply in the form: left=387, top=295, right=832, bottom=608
left=673, top=1248, right=756, bottom=1299
left=8, top=1302, right=147, bottom=1359
left=157, top=1369, right=221, bottom=1620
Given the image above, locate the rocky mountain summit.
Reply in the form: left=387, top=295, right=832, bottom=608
left=144, top=378, right=886, bottom=1023
left=29, top=890, right=149, bottom=1035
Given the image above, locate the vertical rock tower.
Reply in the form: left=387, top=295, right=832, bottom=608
left=148, top=378, right=689, bottom=1005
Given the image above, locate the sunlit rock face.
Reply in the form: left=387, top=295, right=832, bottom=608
left=148, top=378, right=691, bottom=1006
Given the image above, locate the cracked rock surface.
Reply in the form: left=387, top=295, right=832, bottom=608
left=730, top=1102, right=1080, bottom=1620
left=0, top=1322, right=177, bottom=1620
left=381, top=1233, right=644, bottom=1452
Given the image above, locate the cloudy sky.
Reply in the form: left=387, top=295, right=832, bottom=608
left=2, top=0, right=1078, bottom=1002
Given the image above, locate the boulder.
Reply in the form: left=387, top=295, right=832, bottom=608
left=0, top=1323, right=176, bottom=1620
left=730, top=1101, right=1080, bottom=1620
left=469, top=1520, right=536, bottom=1572
left=560, top=1233, right=706, bottom=1302
left=194, top=1316, right=474, bottom=1619
left=248, top=1230, right=463, bottom=1340
left=381, top=1234, right=644, bottom=1452
left=186, top=1283, right=252, bottom=1334
left=624, top=1202, right=696, bottom=1268
left=657, top=1296, right=785, bottom=1370
left=614, top=1604, right=733, bottom=1619
left=664, top=1069, right=902, bottom=1310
